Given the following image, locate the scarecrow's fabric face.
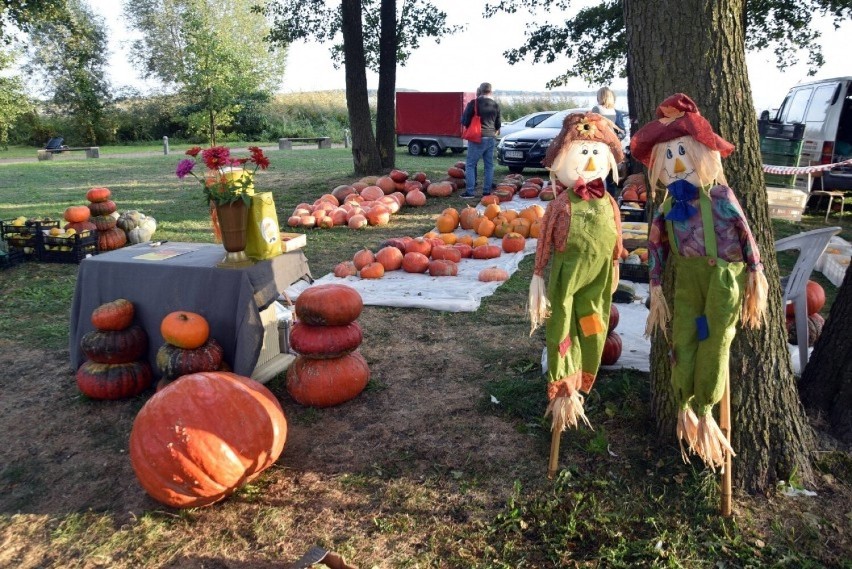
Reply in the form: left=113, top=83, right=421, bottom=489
left=658, top=135, right=702, bottom=187
left=551, top=140, right=612, bottom=187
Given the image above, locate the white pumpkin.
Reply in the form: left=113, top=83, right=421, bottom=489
left=127, top=216, right=157, bottom=244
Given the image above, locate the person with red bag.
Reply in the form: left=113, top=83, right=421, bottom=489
left=460, top=82, right=501, bottom=198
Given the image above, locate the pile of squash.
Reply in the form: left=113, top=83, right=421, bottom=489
left=286, top=168, right=464, bottom=231
left=155, top=311, right=225, bottom=390
left=287, top=284, right=370, bottom=408
left=116, top=210, right=157, bottom=245
left=76, top=299, right=153, bottom=399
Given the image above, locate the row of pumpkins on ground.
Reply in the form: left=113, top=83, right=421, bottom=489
left=331, top=204, right=544, bottom=281
left=61, top=187, right=157, bottom=251
left=77, top=284, right=370, bottom=509
left=285, top=166, right=463, bottom=231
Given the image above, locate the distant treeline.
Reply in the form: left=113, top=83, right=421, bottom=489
left=8, top=91, right=588, bottom=147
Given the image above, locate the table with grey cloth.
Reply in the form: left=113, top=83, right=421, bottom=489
left=69, top=243, right=311, bottom=376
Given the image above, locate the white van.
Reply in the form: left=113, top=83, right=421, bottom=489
left=771, top=76, right=852, bottom=190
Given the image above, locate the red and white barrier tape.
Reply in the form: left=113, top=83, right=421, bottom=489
left=762, top=158, right=852, bottom=175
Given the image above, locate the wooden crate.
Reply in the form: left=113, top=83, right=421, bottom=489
left=767, top=186, right=808, bottom=222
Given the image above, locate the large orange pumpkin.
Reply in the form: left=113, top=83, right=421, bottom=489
left=402, top=251, right=430, bottom=273
left=287, top=351, right=370, bottom=408
left=295, top=284, right=363, bottom=326
left=129, top=371, right=287, bottom=508
left=375, top=246, right=404, bottom=271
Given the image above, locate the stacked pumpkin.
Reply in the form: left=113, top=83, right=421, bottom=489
left=156, top=311, right=225, bottom=390
left=86, top=187, right=127, bottom=252
left=601, top=304, right=623, bottom=365
left=77, top=299, right=153, bottom=400
left=287, top=284, right=371, bottom=407
left=446, top=162, right=466, bottom=190
left=786, top=280, right=826, bottom=346
left=129, top=370, right=288, bottom=508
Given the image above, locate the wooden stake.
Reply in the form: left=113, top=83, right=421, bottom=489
left=720, top=376, right=732, bottom=517
left=548, top=427, right=561, bottom=479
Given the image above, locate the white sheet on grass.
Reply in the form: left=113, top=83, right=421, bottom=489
left=285, top=194, right=548, bottom=312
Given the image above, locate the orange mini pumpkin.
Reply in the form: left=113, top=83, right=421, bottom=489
left=160, top=311, right=210, bottom=349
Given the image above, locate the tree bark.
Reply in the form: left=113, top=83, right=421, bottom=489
left=375, top=0, right=397, bottom=170
left=799, top=269, right=852, bottom=442
left=623, top=0, right=814, bottom=493
left=341, top=0, right=382, bottom=176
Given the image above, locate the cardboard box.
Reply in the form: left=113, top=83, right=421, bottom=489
left=280, top=232, right=306, bottom=252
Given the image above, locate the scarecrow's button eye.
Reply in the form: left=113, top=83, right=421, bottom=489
left=678, top=144, right=686, bottom=156
left=582, top=149, right=589, bottom=155
left=666, top=149, right=673, bottom=159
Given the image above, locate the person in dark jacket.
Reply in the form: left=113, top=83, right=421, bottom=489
left=461, top=82, right=501, bottom=197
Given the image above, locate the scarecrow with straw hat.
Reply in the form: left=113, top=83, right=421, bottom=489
left=528, top=111, right=625, bottom=477
left=630, top=93, right=768, bottom=472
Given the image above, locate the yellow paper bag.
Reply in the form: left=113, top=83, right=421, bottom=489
left=245, top=192, right=282, bottom=260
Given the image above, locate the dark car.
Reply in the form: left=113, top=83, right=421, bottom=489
left=496, top=108, right=591, bottom=174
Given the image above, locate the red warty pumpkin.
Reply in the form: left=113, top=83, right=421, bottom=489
left=156, top=338, right=225, bottom=380
left=786, top=313, right=825, bottom=346
left=289, top=321, right=363, bottom=358
left=98, top=227, right=127, bottom=251
left=295, top=284, right=363, bottom=326
left=81, top=324, right=149, bottom=364
left=286, top=351, right=370, bottom=408
left=88, top=200, right=117, bottom=217
left=601, top=331, right=622, bottom=365
left=129, top=371, right=287, bottom=508
left=160, top=311, right=210, bottom=349
left=76, top=359, right=153, bottom=400
left=91, top=214, right=117, bottom=231
left=91, top=298, right=135, bottom=331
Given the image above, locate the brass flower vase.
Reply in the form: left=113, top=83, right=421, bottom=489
left=215, top=200, right=252, bottom=268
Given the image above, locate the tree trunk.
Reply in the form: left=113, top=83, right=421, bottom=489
left=341, top=0, right=382, bottom=176
left=623, top=0, right=814, bottom=493
left=375, top=0, right=397, bottom=170
left=799, top=269, right=852, bottom=442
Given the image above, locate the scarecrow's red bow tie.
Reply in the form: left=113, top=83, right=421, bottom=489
left=573, top=178, right=605, bottom=200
